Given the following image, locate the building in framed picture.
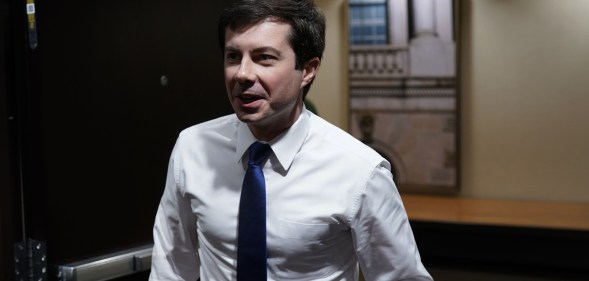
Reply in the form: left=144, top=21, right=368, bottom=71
left=348, top=0, right=458, bottom=193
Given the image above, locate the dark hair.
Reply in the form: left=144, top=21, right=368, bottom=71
left=218, top=0, right=326, bottom=98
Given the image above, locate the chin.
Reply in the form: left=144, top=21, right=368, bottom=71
left=235, top=112, right=260, bottom=124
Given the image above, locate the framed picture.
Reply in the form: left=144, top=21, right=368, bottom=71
left=348, top=0, right=459, bottom=194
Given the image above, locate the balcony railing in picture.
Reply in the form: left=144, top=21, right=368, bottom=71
left=349, top=45, right=408, bottom=79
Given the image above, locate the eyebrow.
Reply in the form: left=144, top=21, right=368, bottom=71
left=224, top=46, right=282, bottom=57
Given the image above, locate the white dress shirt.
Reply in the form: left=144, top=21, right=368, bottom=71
left=150, top=109, right=432, bottom=281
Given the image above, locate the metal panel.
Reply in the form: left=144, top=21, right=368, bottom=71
left=57, top=245, right=152, bottom=281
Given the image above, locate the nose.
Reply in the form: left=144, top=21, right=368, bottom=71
left=235, top=57, right=256, bottom=84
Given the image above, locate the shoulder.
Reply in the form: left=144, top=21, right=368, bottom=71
left=173, top=114, right=238, bottom=153
left=307, top=113, right=386, bottom=168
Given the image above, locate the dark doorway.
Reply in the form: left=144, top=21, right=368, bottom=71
left=1, top=0, right=236, bottom=280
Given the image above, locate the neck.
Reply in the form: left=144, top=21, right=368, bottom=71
left=249, top=106, right=303, bottom=142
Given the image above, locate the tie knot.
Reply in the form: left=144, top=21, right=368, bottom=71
left=248, top=142, right=271, bottom=166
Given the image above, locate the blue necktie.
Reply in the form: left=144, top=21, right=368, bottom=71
left=237, top=142, right=272, bottom=281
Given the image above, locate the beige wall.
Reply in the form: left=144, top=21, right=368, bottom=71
left=461, top=0, right=589, bottom=202
left=312, top=0, right=589, bottom=203
left=312, top=0, right=349, bottom=130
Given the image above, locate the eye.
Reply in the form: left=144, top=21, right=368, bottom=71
left=256, top=54, right=278, bottom=65
left=225, top=52, right=241, bottom=63
left=259, top=54, right=274, bottom=61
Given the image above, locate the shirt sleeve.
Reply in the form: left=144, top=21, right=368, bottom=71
left=351, top=161, right=433, bottom=281
left=150, top=151, right=200, bottom=281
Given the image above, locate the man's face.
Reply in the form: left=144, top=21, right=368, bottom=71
left=224, top=20, right=317, bottom=141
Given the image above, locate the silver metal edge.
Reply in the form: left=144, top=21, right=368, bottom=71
left=56, top=245, right=152, bottom=281
left=133, top=247, right=153, bottom=271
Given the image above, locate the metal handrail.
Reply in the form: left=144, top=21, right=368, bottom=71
left=56, top=245, right=152, bottom=281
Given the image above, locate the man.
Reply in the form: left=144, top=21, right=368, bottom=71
left=150, top=0, right=432, bottom=280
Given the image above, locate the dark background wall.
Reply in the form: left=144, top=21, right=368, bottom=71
left=1, top=0, right=22, bottom=279
left=1, top=0, right=235, bottom=279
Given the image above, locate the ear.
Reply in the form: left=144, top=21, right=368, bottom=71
left=301, top=57, right=321, bottom=88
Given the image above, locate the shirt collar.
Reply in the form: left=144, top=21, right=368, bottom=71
left=236, top=121, right=258, bottom=164
left=235, top=108, right=310, bottom=171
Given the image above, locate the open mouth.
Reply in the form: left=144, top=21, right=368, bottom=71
left=240, top=96, right=260, bottom=102
left=238, top=94, right=264, bottom=104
